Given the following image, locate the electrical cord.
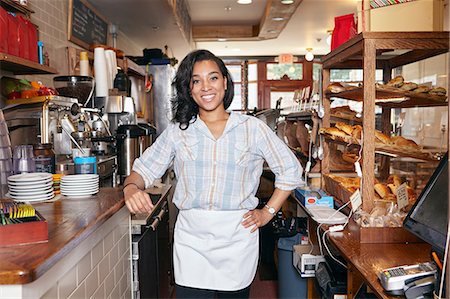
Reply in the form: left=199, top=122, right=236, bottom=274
left=316, top=200, right=352, bottom=256
left=437, top=217, right=450, bottom=298
left=322, top=230, right=347, bottom=269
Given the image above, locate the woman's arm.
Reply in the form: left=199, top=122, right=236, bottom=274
left=123, top=171, right=154, bottom=214
left=242, top=188, right=291, bottom=233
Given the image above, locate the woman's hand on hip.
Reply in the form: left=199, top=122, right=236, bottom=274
left=123, top=185, right=154, bottom=214
left=242, top=209, right=273, bottom=233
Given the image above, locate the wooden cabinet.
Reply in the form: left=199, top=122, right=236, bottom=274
left=320, top=31, right=449, bottom=212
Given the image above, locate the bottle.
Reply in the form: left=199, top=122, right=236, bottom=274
left=79, top=51, right=90, bottom=76
left=33, top=143, right=56, bottom=174
left=37, top=41, right=44, bottom=64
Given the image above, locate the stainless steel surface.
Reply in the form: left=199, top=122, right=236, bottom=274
left=149, top=65, right=176, bottom=136
left=120, top=137, right=140, bottom=178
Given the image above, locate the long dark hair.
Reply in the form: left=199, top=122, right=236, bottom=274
left=172, top=49, right=234, bottom=130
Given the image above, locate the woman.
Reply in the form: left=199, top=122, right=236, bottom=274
left=123, top=49, right=303, bottom=298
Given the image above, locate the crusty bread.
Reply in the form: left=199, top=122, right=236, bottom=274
left=429, top=87, right=447, bottom=96
left=386, top=76, right=404, bottom=88
left=400, top=82, right=418, bottom=91
left=386, top=175, right=402, bottom=187
left=319, top=127, right=352, bottom=139
left=390, top=136, right=419, bottom=149
left=335, top=122, right=353, bottom=135
left=327, top=82, right=346, bottom=93
left=375, top=131, right=391, bottom=144
left=351, top=125, right=362, bottom=140
left=374, top=183, right=391, bottom=198
left=387, top=183, right=397, bottom=194
left=407, top=186, right=416, bottom=205
left=413, top=85, right=431, bottom=93
left=342, top=152, right=359, bottom=164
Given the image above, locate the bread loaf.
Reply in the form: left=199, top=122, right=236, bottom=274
left=413, top=85, right=431, bottom=93
left=386, top=76, right=404, bottom=88
left=375, top=131, right=391, bottom=144
left=351, top=125, right=362, bottom=140
left=386, top=175, right=402, bottom=187
left=335, top=122, right=353, bottom=135
left=390, top=136, right=419, bottom=149
left=429, top=87, right=447, bottom=96
left=319, top=127, right=352, bottom=140
left=327, top=82, right=346, bottom=93
left=374, top=183, right=391, bottom=198
left=400, top=82, right=418, bottom=91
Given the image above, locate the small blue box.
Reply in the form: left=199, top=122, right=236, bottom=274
left=294, top=187, right=334, bottom=209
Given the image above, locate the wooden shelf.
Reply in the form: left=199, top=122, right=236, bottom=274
left=0, top=0, right=34, bottom=16
left=320, top=31, right=449, bottom=212
left=0, top=52, right=58, bottom=75
left=124, top=58, right=145, bottom=78
left=326, top=87, right=447, bottom=108
left=321, top=134, right=441, bottom=162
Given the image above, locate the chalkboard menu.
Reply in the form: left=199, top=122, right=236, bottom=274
left=68, top=0, right=108, bottom=49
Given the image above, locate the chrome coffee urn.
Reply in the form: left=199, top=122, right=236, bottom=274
left=117, top=124, right=156, bottom=184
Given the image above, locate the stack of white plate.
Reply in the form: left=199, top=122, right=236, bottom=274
left=7, top=173, right=54, bottom=202
left=61, top=174, right=99, bottom=198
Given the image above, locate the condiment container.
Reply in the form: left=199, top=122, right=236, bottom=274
left=74, top=156, right=97, bottom=174
left=33, top=143, right=55, bottom=174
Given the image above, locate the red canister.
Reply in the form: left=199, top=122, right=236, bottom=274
left=17, top=15, right=29, bottom=60
left=7, top=12, right=19, bottom=56
left=26, top=19, right=38, bottom=62
left=0, top=7, right=8, bottom=53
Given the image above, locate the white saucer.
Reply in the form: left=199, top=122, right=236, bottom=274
left=61, top=189, right=99, bottom=196
left=8, top=191, right=54, bottom=202
left=8, top=182, right=53, bottom=190
left=9, top=187, right=54, bottom=196
left=62, top=193, right=94, bottom=199
left=61, top=174, right=99, bottom=182
left=7, top=177, right=53, bottom=186
left=8, top=173, right=53, bottom=182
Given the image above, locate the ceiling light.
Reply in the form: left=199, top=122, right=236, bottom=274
left=267, top=30, right=277, bottom=34
left=237, top=0, right=252, bottom=4
left=326, top=30, right=333, bottom=45
left=281, top=0, right=294, bottom=4
left=272, top=17, right=284, bottom=21
left=217, top=38, right=227, bottom=42
left=305, top=48, right=314, bottom=61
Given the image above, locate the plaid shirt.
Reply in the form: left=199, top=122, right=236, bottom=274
left=133, top=112, right=303, bottom=210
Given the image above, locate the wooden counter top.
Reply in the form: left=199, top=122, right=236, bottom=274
left=0, top=188, right=125, bottom=285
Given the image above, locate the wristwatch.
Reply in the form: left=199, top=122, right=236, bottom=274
left=264, top=204, right=276, bottom=216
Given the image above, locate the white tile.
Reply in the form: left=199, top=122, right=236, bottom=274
left=103, top=272, right=115, bottom=298
left=90, top=282, right=104, bottom=299
left=98, top=255, right=110, bottom=283
left=58, top=266, right=77, bottom=299
left=85, top=267, right=99, bottom=298
left=77, top=252, right=91, bottom=284
left=92, top=241, right=103, bottom=268
left=68, top=281, right=86, bottom=299
left=104, top=230, right=114, bottom=253
left=109, top=243, right=119, bottom=269
left=41, top=284, right=58, bottom=299
left=114, top=256, right=124, bottom=283
left=110, top=283, right=120, bottom=299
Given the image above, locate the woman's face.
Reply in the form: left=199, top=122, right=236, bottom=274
left=190, top=60, right=227, bottom=114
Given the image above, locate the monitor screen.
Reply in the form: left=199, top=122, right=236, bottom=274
left=403, top=153, right=448, bottom=257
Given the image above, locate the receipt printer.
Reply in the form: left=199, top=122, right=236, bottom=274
left=295, top=187, right=334, bottom=209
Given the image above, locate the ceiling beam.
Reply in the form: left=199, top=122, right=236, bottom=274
left=192, top=0, right=303, bottom=41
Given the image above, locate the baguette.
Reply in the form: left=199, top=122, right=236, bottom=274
left=375, top=131, right=391, bottom=144
left=335, top=122, right=353, bottom=135
left=386, top=76, right=404, bottom=88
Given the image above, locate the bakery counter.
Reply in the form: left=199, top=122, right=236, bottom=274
left=0, top=188, right=131, bottom=299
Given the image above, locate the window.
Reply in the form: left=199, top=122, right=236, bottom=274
left=266, top=63, right=302, bottom=80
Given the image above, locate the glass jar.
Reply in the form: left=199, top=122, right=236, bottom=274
left=33, top=143, right=55, bottom=174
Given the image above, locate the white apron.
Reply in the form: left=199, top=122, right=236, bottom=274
left=173, top=209, right=259, bottom=291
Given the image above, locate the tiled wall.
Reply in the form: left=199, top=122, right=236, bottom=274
left=0, top=207, right=131, bottom=299
left=17, top=0, right=141, bottom=87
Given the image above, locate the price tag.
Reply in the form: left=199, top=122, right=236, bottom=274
left=396, top=183, right=409, bottom=209
left=349, top=189, right=362, bottom=212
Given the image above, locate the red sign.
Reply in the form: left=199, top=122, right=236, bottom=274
left=278, top=53, right=294, bottom=64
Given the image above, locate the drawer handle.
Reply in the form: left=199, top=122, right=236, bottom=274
left=150, top=207, right=166, bottom=230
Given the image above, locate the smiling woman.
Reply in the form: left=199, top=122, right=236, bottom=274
left=122, top=49, right=303, bottom=298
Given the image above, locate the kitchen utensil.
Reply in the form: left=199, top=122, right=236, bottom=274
left=12, top=145, right=36, bottom=174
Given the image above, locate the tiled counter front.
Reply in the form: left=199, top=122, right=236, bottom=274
left=0, top=188, right=131, bottom=299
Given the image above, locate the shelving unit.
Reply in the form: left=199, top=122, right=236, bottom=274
left=0, top=52, right=58, bottom=75
left=320, top=31, right=449, bottom=212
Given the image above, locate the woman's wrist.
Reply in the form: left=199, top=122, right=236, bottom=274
left=123, top=182, right=140, bottom=191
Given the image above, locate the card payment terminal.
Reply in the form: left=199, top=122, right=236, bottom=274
left=379, top=262, right=437, bottom=295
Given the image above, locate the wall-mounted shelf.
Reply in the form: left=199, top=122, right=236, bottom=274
left=0, top=0, right=34, bottom=17
left=0, top=52, right=58, bottom=75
